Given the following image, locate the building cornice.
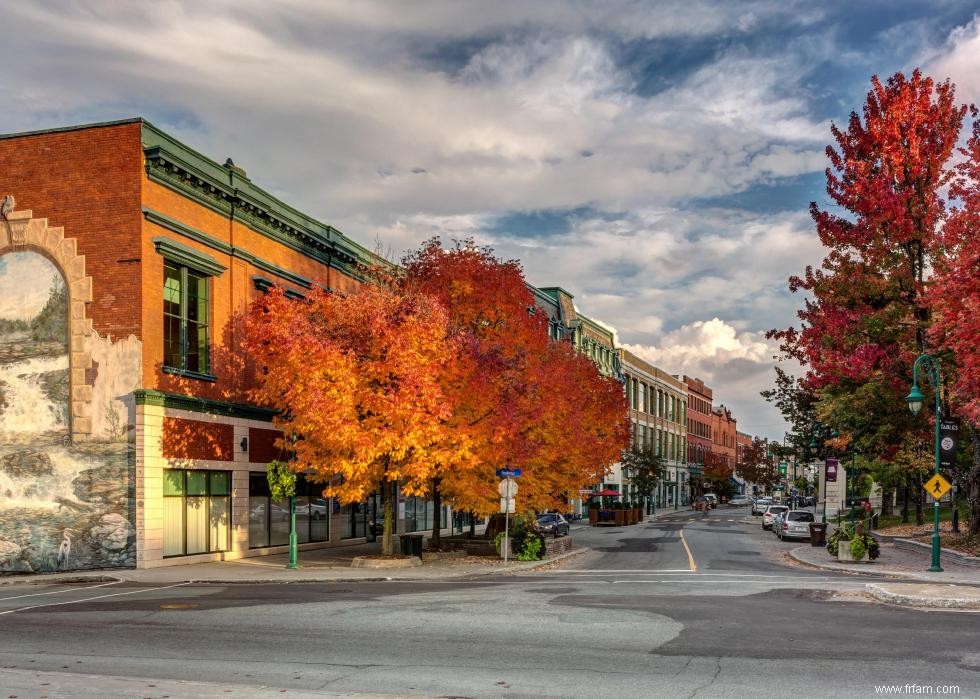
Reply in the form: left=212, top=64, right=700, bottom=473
left=140, top=121, right=378, bottom=282
left=135, top=388, right=278, bottom=422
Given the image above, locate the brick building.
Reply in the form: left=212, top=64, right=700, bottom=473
left=0, top=119, right=457, bottom=572
left=683, top=375, right=713, bottom=494
left=710, top=405, right=738, bottom=490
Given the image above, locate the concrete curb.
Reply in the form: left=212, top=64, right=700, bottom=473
left=0, top=547, right=590, bottom=586
left=787, top=547, right=903, bottom=578
left=866, top=583, right=980, bottom=610
left=892, top=538, right=980, bottom=568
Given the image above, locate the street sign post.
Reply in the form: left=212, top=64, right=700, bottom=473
left=923, top=473, right=951, bottom=501
left=497, top=473, right=520, bottom=563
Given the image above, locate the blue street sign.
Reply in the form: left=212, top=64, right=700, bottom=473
left=496, top=468, right=522, bottom=478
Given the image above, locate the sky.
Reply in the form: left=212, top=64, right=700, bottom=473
left=2, top=1, right=979, bottom=440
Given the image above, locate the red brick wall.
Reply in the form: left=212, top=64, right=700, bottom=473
left=248, top=427, right=286, bottom=464
left=142, top=177, right=363, bottom=404
left=162, top=417, right=234, bottom=461
left=0, top=121, right=143, bottom=340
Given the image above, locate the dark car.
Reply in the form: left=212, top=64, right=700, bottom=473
left=537, top=513, right=570, bottom=537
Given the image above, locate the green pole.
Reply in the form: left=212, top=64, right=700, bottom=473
left=674, top=469, right=679, bottom=510
left=287, top=494, right=299, bottom=569
left=929, top=359, right=943, bottom=573
left=909, top=354, right=943, bottom=573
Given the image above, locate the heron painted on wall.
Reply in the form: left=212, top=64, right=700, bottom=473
left=57, top=528, right=74, bottom=569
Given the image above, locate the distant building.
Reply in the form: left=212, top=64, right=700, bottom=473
left=710, top=404, right=738, bottom=491
left=683, top=375, right=713, bottom=494
left=620, top=350, right=688, bottom=509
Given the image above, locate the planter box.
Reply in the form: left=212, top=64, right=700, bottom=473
left=614, top=510, right=626, bottom=526
left=837, top=543, right=867, bottom=562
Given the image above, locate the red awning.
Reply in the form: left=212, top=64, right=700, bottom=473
left=589, top=489, right=622, bottom=498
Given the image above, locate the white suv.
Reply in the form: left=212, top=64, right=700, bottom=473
left=762, top=505, right=789, bottom=530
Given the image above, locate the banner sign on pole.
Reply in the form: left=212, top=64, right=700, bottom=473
left=939, top=418, right=960, bottom=470
left=825, top=458, right=838, bottom=483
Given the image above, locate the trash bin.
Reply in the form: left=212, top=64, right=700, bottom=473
left=399, top=534, right=424, bottom=557
left=808, top=522, right=828, bottom=547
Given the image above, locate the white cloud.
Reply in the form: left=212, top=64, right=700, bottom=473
left=925, top=14, right=980, bottom=105
left=627, top=318, right=772, bottom=371
left=623, top=319, right=788, bottom=438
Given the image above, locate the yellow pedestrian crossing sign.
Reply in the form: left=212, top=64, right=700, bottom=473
left=923, top=474, right=951, bottom=500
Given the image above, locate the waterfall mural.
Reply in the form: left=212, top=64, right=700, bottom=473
left=0, top=250, right=136, bottom=573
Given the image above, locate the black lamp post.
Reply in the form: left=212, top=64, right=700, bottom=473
left=906, top=353, right=943, bottom=573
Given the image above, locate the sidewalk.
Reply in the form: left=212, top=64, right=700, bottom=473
left=0, top=536, right=588, bottom=587
left=789, top=540, right=980, bottom=609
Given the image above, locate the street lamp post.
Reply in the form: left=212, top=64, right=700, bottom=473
left=906, top=353, right=943, bottom=573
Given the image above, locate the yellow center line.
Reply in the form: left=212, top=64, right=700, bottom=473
left=679, top=528, right=697, bottom=572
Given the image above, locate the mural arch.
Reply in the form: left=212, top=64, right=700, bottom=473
left=0, top=205, right=94, bottom=441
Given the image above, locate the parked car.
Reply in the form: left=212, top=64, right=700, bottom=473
left=762, top=505, right=789, bottom=530
left=751, top=498, right=772, bottom=516
left=729, top=495, right=751, bottom=506
left=536, top=513, right=570, bottom=537
left=703, top=494, right=718, bottom=509
left=777, top=510, right=816, bottom=540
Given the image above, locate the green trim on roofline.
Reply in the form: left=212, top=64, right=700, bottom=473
left=135, top=388, right=278, bottom=421
left=143, top=208, right=313, bottom=289
left=140, top=120, right=379, bottom=282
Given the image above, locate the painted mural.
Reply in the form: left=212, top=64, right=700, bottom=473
left=0, top=250, right=136, bottom=572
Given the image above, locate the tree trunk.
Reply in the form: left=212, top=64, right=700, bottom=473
left=901, top=478, right=910, bottom=523
left=881, top=485, right=894, bottom=516
left=469, top=510, right=476, bottom=536
left=914, top=472, right=924, bottom=526
left=382, top=479, right=395, bottom=556
left=430, top=476, right=442, bottom=549
left=969, top=429, right=980, bottom=536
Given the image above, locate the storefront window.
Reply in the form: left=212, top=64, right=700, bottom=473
left=163, top=469, right=231, bottom=557
left=248, top=472, right=329, bottom=548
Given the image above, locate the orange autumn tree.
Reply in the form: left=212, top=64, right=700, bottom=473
left=242, top=284, right=471, bottom=556
left=398, top=238, right=552, bottom=539
left=400, top=238, right=629, bottom=521
left=514, top=338, right=631, bottom=512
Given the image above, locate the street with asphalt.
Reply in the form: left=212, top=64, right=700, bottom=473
left=0, top=505, right=977, bottom=698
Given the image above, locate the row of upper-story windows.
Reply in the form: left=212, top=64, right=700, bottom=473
left=688, top=419, right=711, bottom=439
left=713, top=430, right=735, bottom=449
left=631, top=420, right=686, bottom=464
left=689, top=395, right=712, bottom=416
left=581, top=334, right=615, bottom=373
left=625, top=375, right=686, bottom=425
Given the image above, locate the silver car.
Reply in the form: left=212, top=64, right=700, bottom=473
left=752, top=498, right=772, bottom=516
left=776, top=510, right=816, bottom=540
left=762, top=505, right=789, bottom=530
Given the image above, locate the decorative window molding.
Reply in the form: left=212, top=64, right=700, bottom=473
left=153, top=236, right=226, bottom=276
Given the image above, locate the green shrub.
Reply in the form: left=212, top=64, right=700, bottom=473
left=850, top=536, right=867, bottom=560
left=517, top=534, right=544, bottom=561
